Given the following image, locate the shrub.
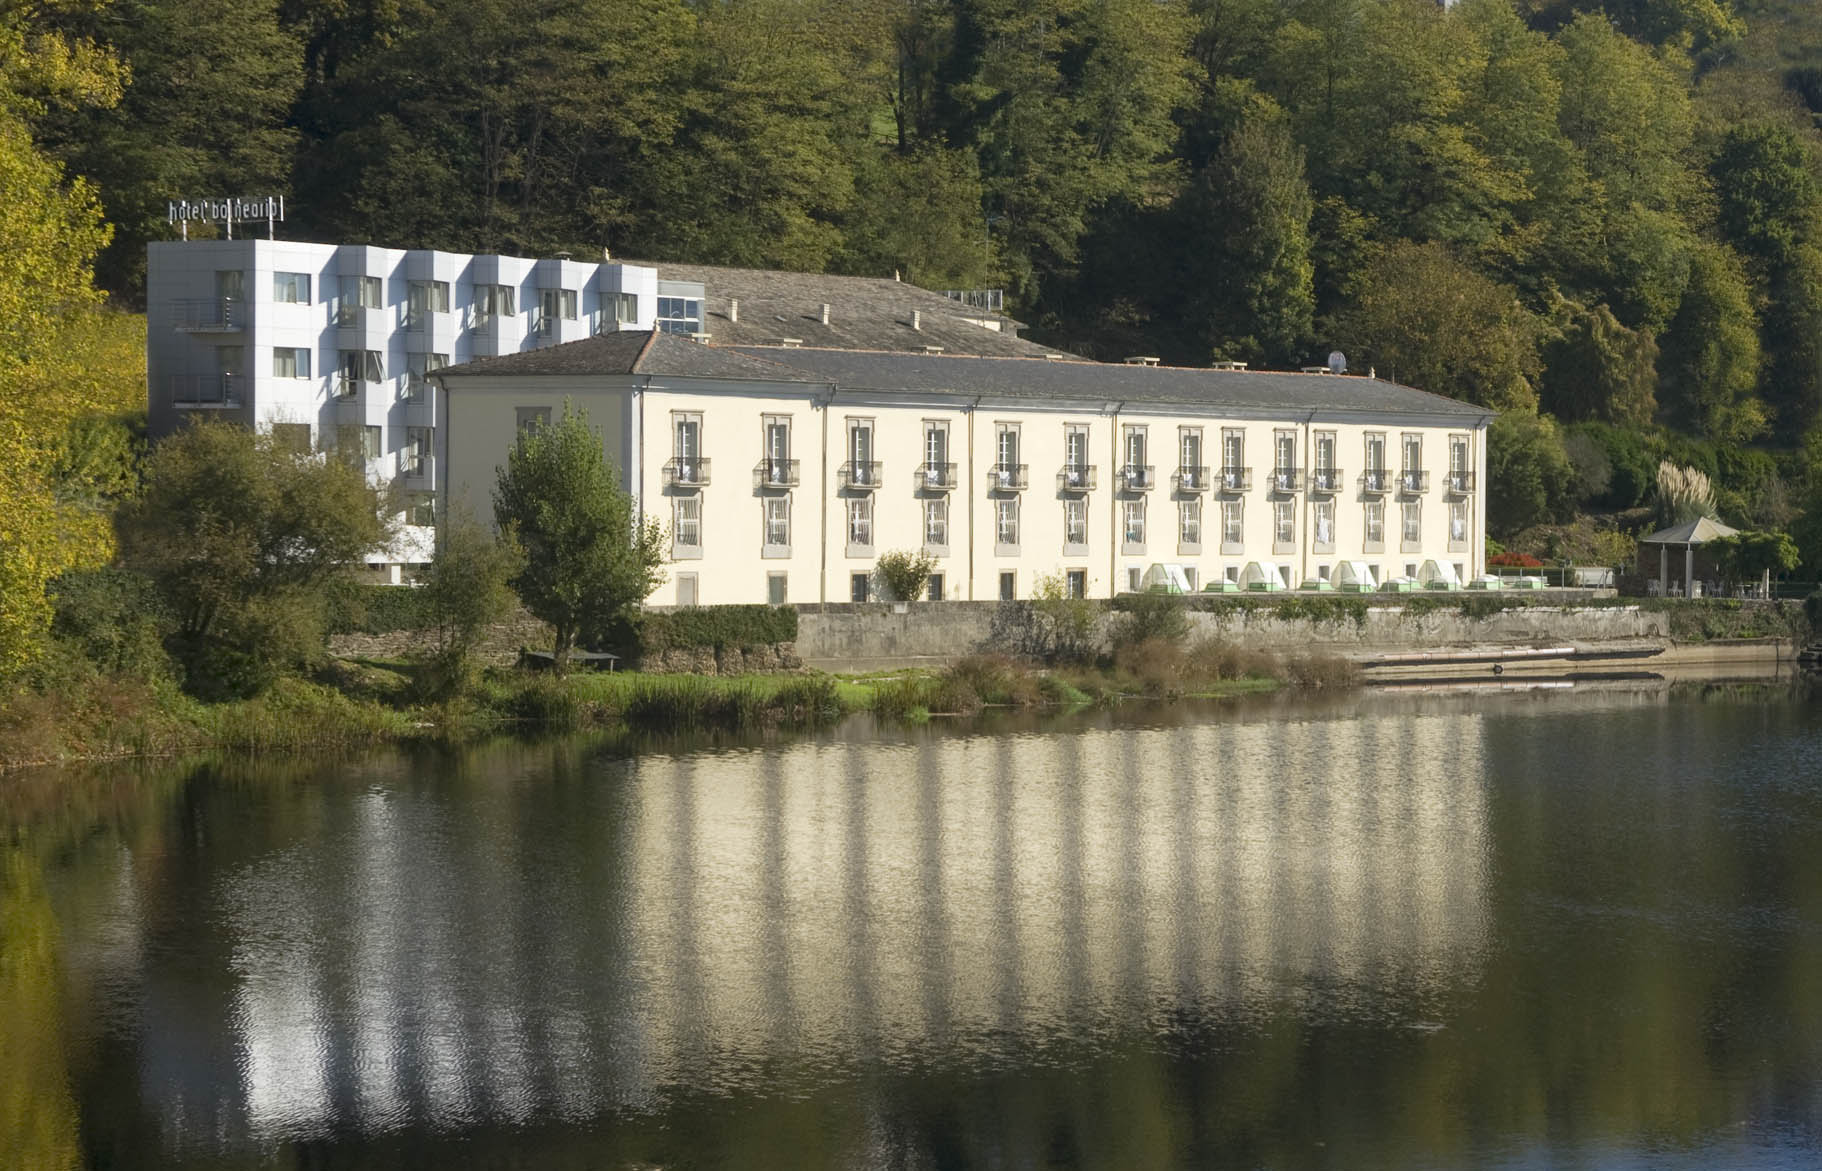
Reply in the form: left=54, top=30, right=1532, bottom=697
left=1488, top=551, right=1544, bottom=568
left=48, top=567, right=173, bottom=679
left=637, top=605, right=798, bottom=654
left=326, top=582, right=439, bottom=635
left=1283, top=653, right=1361, bottom=688
left=416, top=509, right=522, bottom=698
left=875, top=549, right=936, bottom=601
left=1186, top=636, right=1280, bottom=682
left=1108, top=591, right=1189, bottom=649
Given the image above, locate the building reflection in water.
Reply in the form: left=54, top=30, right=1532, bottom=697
left=215, top=712, right=1490, bottom=1141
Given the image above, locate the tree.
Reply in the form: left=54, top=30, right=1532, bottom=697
left=1539, top=300, right=1658, bottom=425
left=1706, top=530, right=1798, bottom=592
left=1657, top=241, right=1764, bottom=442
left=1336, top=240, right=1543, bottom=410
left=1178, top=98, right=1315, bottom=365
left=1487, top=410, right=1575, bottom=537
left=118, top=420, right=387, bottom=695
left=418, top=505, right=522, bottom=696
left=493, top=402, right=664, bottom=673
left=876, top=550, right=937, bottom=602
left=0, top=11, right=128, bottom=679
left=835, top=146, right=995, bottom=287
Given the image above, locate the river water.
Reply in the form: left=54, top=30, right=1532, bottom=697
left=6, top=681, right=1822, bottom=1168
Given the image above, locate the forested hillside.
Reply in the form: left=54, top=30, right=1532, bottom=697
left=16, top=0, right=1822, bottom=557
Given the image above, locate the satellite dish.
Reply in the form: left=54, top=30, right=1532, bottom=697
left=1328, top=350, right=1347, bottom=375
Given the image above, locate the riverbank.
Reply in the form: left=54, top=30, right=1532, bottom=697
left=0, top=651, right=1318, bottom=774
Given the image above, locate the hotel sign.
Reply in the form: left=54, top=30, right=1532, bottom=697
left=167, top=195, right=286, bottom=239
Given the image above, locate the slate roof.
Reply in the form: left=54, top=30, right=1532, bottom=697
left=735, top=347, right=1491, bottom=419
left=618, top=260, right=1070, bottom=359
left=1640, top=516, right=1739, bottom=545
left=439, top=330, right=812, bottom=382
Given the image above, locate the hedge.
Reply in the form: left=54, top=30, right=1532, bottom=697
left=326, top=584, right=438, bottom=635
left=638, top=605, right=798, bottom=653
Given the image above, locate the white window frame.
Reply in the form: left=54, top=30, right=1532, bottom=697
left=1313, top=499, right=1336, bottom=552
left=272, top=272, right=312, bottom=304
left=674, top=495, right=703, bottom=558
left=1221, top=498, right=1244, bottom=553
left=1402, top=499, right=1422, bottom=550
left=1179, top=498, right=1202, bottom=551
left=995, top=497, right=1020, bottom=554
left=1064, top=497, right=1089, bottom=551
left=1123, top=498, right=1146, bottom=552
left=1448, top=498, right=1468, bottom=549
left=924, top=497, right=949, bottom=551
left=1273, top=497, right=1295, bottom=551
left=847, top=496, right=874, bottom=553
left=1364, top=500, right=1385, bottom=550
left=763, top=494, right=790, bottom=556
left=272, top=347, right=311, bottom=379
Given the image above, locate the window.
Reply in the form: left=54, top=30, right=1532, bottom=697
left=1315, top=431, right=1335, bottom=471
left=1180, top=498, right=1202, bottom=546
left=1221, top=427, right=1246, bottom=489
left=1314, top=499, right=1335, bottom=549
left=1123, top=425, right=1147, bottom=480
left=851, top=573, right=870, bottom=603
left=405, top=353, right=447, bottom=400
left=1064, top=497, right=1088, bottom=547
left=337, top=349, right=382, bottom=394
left=847, top=418, right=875, bottom=485
left=1402, top=433, right=1423, bottom=472
left=761, top=415, right=792, bottom=486
left=1222, top=499, right=1243, bottom=547
left=657, top=296, right=702, bottom=335
left=272, top=347, right=311, bottom=378
left=1180, top=427, right=1204, bottom=488
left=476, top=284, right=516, bottom=322
left=673, top=413, right=703, bottom=483
left=1225, top=565, right=1240, bottom=584
left=1128, top=567, right=1142, bottom=593
left=1123, top=499, right=1146, bottom=547
left=1402, top=500, right=1422, bottom=547
left=1275, top=430, right=1296, bottom=474
left=610, top=292, right=639, bottom=326
left=272, top=272, right=311, bottom=304
left=404, top=426, right=432, bottom=473
left=677, top=574, right=699, bottom=606
left=215, top=344, right=245, bottom=378
left=674, top=495, right=702, bottom=554
left=407, top=279, right=449, bottom=328
left=767, top=573, right=788, bottom=606
left=1000, top=571, right=1016, bottom=600
left=995, top=497, right=1019, bottom=549
left=1364, top=432, right=1387, bottom=489
left=537, top=288, right=578, bottom=335
left=926, top=574, right=944, bottom=602
left=337, top=275, right=381, bottom=325
left=271, top=423, right=312, bottom=454
left=764, top=495, right=790, bottom=551
left=1184, top=567, right=1198, bottom=591
left=216, top=271, right=244, bottom=301
left=1066, top=569, right=1087, bottom=599
left=1449, top=500, right=1468, bottom=548
left=516, top=406, right=551, bottom=434
left=924, top=420, right=949, bottom=475
left=995, top=423, right=1019, bottom=471
left=408, top=493, right=436, bottom=527
left=924, top=498, right=948, bottom=548
left=1318, top=564, right=1331, bottom=582
left=1364, top=500, right=1385, bottom=547
left=847, top=497, right=873, bottom=549
left=1274, top=498, right=1294, bottom=546
left=1064, top=423, right=1091, bottom=486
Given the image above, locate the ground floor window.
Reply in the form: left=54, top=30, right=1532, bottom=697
left=999, top=571, right=1016, bottom=600
left=676, top=574, right=698, bottom=606
left=1128, top=567, right=1142, bottom=593
left=767, top=572, right=787, bottom=605
left=1066, top=569, right=1087, bottom=598
left=927, top=573, right=944, bottom=601
left=851, top=573, right=869, bottom=602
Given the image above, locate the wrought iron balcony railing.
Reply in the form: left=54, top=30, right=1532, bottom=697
left=1173, top=465, right=1210, bottom=493
left=753, top=458, right=800, bottom=489
left=987, top=463, right=1029, bottom=492
left=839, top=461, right=882, bottom=491
left=1118, top=464, right=1156, bottom=492
left=1308, top=467, right=1343, bottom=494
left=1057, top=464, right=1097, bottom=493
left=917, top=461, right=957, bottom=491
left=663, top=457, right=711, bottom=488
left=1218, top=466, right=1252, bottom=493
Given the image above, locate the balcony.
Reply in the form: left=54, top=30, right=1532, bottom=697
left=1308, top=467, right=1344, bottom=494
left=987, top=463, right=1029, bottom=492
left=1118, top=464, right=1156, bottom=492
left=1217, top=466, right=1252, bottom=493
left=839, top=461, right=883, bottom=491
left=1268, top=466, right=1303, bottom=494
left=333, top=377, right=364, bottom=401
left=1174, top=465, right=1210, bottom=493
left=663, top=457, right=711, bottom=489
left=1399, top=469, right=1430, bottom=494
left=1057, top=464, right=1097, bottom=493
left=753, top=458, right=800, bottom=490
left=167, top=374, right=244, bottom=408
left=916, top=462, right=958, bottom=492
left=1444, top=470, right=1475, bottom=495
left=170, top=298, right=244, bottom=332
left=1359, top=469, right=1392, bottom=494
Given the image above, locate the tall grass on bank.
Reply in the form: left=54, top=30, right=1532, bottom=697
left=621, top=673, right=843, bottom=731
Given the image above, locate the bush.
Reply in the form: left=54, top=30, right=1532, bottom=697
left=1283, top=653, right=1361, bottom=688
left=637, top=605, right=798, bottom=654
left=1108, top=591, right=1189, bottom=648
left=1488, top=551, right=1544, bottom=567
left=48, top=567, right=173, bottom=678
left=875, top=549, right=936, bottom=601
left=326, top=582, right=439, bottom=635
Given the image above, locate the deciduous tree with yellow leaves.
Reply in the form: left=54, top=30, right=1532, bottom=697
left=0, top=2, right=142, bottom=678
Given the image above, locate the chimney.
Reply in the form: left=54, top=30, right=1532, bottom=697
left=602, top=247, right=612, bottom=261
left=912, top=309, right=922, bottom=330
left=729, top=298, right=739, bottom=323
left=555, top=250, right=572, bottom=261
left=820, top=302, right=831, bottom=325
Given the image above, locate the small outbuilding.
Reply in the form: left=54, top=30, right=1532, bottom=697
left=1637, top=516, right=1737, bottom=598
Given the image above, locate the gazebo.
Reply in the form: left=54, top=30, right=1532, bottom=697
left=1637, top=516, right=1737, bottom=597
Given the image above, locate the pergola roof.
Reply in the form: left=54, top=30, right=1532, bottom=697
left=1639, top=516, right=1738, bottom=546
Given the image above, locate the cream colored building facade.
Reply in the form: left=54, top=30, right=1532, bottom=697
left=439, top=334, right=1492, bottom=604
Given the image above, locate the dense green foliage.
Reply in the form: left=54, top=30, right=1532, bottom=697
left=875, top=550, right=937, bottom=602
left=493, top=403, right=665, bottom=672
left=635, top=605, right=799, bottom=655
left=418, top=508, right=523, bottom=695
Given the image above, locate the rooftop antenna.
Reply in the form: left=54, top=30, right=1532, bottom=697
left=1328, top=350, right=1347, bottom=375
